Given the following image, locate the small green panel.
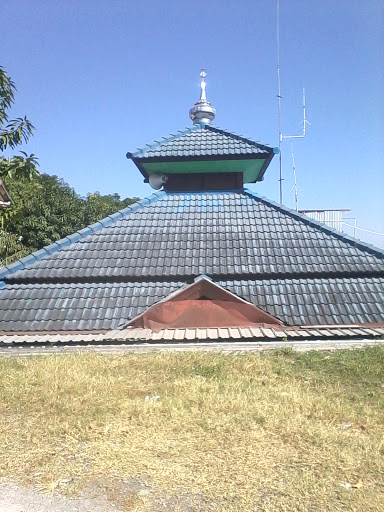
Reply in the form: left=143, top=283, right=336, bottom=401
left=142, top=159, right=266, bottom=183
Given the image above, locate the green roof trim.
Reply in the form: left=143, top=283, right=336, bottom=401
left=140, top=159, right=267, bottom=183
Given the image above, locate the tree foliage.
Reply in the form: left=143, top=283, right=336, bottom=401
left=0, top=66, right=39, bottom=180
left=0, top=174, right=139, bottom=264
left=83, top=192, right=138, bottom=226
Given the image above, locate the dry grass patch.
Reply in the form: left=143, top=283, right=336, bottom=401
left=0, top=347, right=383, bottom=511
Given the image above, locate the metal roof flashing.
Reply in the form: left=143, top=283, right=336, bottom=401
left=125, top=277, right=284, bottom=331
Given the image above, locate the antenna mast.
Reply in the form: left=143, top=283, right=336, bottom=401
left=291, top=144, right=299, bottom=211
left=277, top=0, right=283, bottom=203
left=276, top=0, right=309, bottom=204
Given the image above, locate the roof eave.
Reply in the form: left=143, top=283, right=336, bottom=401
left=127, top=153, right=150, bottom=181
left=128, top=152, right=272, bottom=164
left=127, top=151, right=274, bottom=183
left=253, top=151, right=276, bottom=183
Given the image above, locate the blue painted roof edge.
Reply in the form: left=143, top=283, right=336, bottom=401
left=243, top=188, right=384, bottom=258
left=0, top=191, right=166, bottom=281
left=128, top=123, right=275, bottom=159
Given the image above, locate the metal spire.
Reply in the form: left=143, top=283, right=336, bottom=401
left=200, top=69, right=207, bottom=101
left=189, top=69, right=216, bottom=124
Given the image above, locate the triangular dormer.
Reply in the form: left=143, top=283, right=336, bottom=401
left=126, top=277, right=283, bottom=331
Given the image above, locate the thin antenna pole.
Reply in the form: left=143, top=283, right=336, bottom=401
left=277, top=0, right=283, bottom=204
left=276, top=0, right=309, bottom=203
left=291, top=144, right=299, bottom=211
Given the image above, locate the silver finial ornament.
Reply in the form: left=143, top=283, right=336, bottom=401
left=189, top=69, right=216, bottom=124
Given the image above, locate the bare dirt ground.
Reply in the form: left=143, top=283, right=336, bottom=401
left=0, top=479, right=124, bottom=512
left=0, top=478, right=208, bottom=512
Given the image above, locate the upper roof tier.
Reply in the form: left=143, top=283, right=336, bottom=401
left=127, top=123, right=278, bottom=186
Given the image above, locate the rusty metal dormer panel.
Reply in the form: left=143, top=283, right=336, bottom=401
left=126, top=277, right=284, bottom=331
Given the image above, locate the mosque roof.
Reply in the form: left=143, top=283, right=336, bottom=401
left=1, top=71, right=383, bottom=339
left=0, top=190, right=383, bottom=332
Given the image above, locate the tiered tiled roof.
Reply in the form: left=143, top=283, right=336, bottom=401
left=129, top=124, right=274, bottom=160
left=128, top=124, right=277, bottom=185
left=0, top=190, right=383, bottom=332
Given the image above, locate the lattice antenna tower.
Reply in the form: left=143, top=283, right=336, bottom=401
left=276, top=0, right=310, bottom=204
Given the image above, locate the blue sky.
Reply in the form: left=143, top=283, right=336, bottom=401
left=2, top=0, right=384, bottom=247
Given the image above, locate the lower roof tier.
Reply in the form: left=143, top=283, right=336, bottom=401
left=0, top=276, right=383, bottom=331
left=1, top=188, right=383, bottom=333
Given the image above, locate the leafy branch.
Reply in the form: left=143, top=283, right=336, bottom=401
left=0, top=117, right=35, bottom=151
left=0, top=66, right=38, bottom=179
left=0, top=152, right=39, bottom=180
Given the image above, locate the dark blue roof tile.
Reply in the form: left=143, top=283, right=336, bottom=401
left=0, top=277, right=383, bottom=331
left=129, top=124, right=275, bottom=160
left=0, top=189, right=383, bottom=331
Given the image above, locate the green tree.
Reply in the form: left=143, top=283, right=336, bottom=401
left=4, top=174, right=84, bottom=250
left=0, top=66, right=39, bottom=180
left=83, top=192, right=139, bottom=225
left=1, top=174, right=139, bottom=264
left=0, top=231, right=27, bottom=265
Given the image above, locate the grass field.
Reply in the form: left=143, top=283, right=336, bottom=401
left=0, top=347, right=383, bottom=511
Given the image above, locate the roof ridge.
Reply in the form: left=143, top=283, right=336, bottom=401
left=4, top=269, right=384, bottom=287
left=0, top=191, right=167, bottom=282
left=243, top=189, right=384, bottom=259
